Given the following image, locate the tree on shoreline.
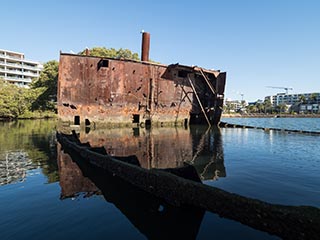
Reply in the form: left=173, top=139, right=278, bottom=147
left=31, top=60, right=59, bottom=111
left=310, top=93, right=318, bottom=104
left=0, top=81, right=38, bottom=118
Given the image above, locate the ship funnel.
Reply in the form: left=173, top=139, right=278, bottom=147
left=141, top=31, right=150, bottom=61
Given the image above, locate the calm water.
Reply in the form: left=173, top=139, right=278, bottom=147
left=221, top=117, right=320, bottom=132
left=0, top=119, right=319, bottom=239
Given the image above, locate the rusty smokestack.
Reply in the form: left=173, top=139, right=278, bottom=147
left=141, top=31, right=150, bottom=61
left=85, top=48, right=90, bottom=56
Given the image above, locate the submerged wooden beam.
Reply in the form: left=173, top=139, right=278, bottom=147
left=219, top=121, right=320, bottom=135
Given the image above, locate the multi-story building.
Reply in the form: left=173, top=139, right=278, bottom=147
left=0, top=49, right=43, bottom=87
left=265, top=92, right=320, bottom=113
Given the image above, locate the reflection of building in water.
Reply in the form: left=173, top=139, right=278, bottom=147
left=57, top=145, right=205, bottom=239
left=0, top=151, right=33, bottom=185
left=59, top=126, right=225, bottom=181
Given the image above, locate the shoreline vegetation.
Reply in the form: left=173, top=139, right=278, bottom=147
left=0, top=111, right=57, bottom=121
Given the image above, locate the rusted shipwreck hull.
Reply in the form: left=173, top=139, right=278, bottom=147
left=57, top=131, right=320, bottom=240
left=58, top=49, right=226, bottom=127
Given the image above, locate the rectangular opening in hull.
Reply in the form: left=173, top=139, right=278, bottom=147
left=74, top=116, right=80, bottom=125
left=132, top=114, right=140, bottom=123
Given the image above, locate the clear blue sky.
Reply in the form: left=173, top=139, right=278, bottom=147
left=2, top=0, right=320, bottom=101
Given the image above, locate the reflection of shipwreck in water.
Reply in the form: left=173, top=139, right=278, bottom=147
left=57, top=125, right=225, bottom=197
left=57, top=32, right=226, bottom=127
left=57, top=127, right=320, bottom=240
left=58, top=146, right=205, bottom=239
left=0, top=151, right=34, bottom=186
left=59, top=126, right=225, bottom=181
left=57, top=126, right=224, bottom=238
left=57, top=143, right=100, bottom=199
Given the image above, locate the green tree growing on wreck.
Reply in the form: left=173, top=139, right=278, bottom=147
left=78, top=47, right=140, bottom=60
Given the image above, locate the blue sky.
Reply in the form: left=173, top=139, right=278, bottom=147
left=2, top=0, right=320, bottom=101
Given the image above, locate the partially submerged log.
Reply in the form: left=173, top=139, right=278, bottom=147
left=56, top=131, right=320, bottom=240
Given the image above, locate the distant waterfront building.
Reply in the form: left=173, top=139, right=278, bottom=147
left=265, top=92, right=320, bottom=113
left=224, top=98, right=248, bottom=113
left=0, top=49, right=43, bottom=87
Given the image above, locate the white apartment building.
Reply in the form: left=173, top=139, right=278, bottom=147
left=265, top=92, right=320, bottom=106
left=0, top=49, right=43, bottom=87
left=265, top=92, right=320, bottom=113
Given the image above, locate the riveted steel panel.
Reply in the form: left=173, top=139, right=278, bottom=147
left=58, top=54, right=226, bottom=126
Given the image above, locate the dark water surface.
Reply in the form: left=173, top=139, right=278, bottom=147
left=0, top=119, right=319, bottom=239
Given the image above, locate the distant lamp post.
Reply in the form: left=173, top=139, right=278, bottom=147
left=240, top=93, right=245, bottom=107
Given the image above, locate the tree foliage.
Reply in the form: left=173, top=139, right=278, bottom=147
left=0, top=60, right=58, bottom=118
left=78, top=47, right=140, bottom=60
left=309, top=93, right=318, bottom=103
left=31, top=60, right=59, bottom=111
left=0, top=81, right=27, bottom=118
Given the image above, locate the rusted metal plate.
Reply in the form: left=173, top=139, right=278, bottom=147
left=58, top=53, right=226, bottom=126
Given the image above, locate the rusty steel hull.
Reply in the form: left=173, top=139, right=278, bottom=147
left=58, top=53, right=226, bottom=127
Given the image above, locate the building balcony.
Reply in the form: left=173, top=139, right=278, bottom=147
left=0, top=54, right=22, bottom=60
left=6, top=54, right=23, bottom=60
left=23, top=64, right=42, bottom=71
left=6, top=62, right=22, bottom=68
left=6, top=69, right=23, bottom=74
left=4, top=76, right=32, bottom=83
left=4, top=62, right=42, bottom=71
left=23, top=71, right=39, bottom=77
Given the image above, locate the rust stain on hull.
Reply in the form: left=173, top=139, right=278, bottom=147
left=58, top=47, right=226, bottom=127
